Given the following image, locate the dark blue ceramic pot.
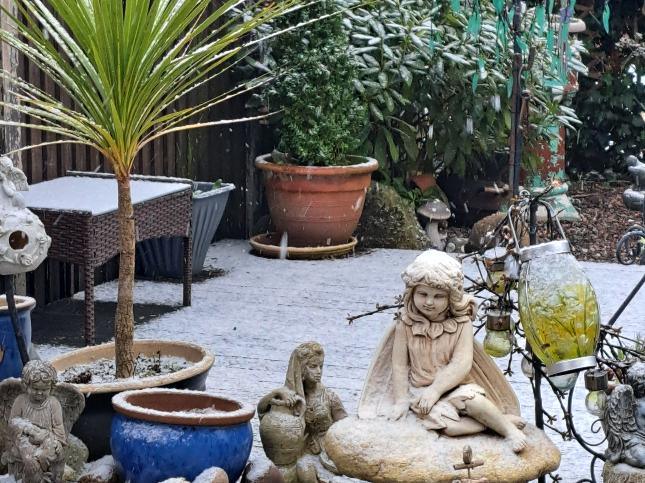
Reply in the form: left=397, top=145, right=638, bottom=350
left=0, top=296, right=35, bottom=380
left=111, top=388, right=254, bottom=483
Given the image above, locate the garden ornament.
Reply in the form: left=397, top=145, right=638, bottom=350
left=359, top=250, right=527, bottom=449
left=0, top=156, right=51, bottom=276
left=623, top=155, right=645, bottom=212
left=603, top=361, right=645, bottom=469
left=416, top=199, right=451, bottom=249
left=257, top=342, right=347, bottom=483
left=0, top=360, right=85, bottom=483
left=322, top=250, right=561, bottom=482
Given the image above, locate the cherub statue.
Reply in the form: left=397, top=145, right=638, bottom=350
left=603, top=361, right=645, bottom=468
left=0, top=156, right=28, bottom=207
left=359, top=250, right=527, bottom=452
left=258, top=342, right=347, bottom=483
left=0, top=360, right=85, bottom=483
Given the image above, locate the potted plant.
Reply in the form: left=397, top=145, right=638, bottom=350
left=254, top=0, right=377, bottom=248
left=110, top=388, right=254, bottom=483
left=0, top=0, right=301, bottom=456
left=0, top=295, right=36, bottom=380
left=136, top=180, right=236, bottom=278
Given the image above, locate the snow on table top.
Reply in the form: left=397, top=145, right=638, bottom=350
left=23, top=176, right=191, bottom=216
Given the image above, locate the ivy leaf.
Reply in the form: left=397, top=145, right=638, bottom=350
left=370, top=103, right=384, bottom=122
left=374, top=131, right=387, bottom=166
left=378, top=71, right=389, bottom=88
left=400, top=65, right=413, bottom=86
left=383, top=128, right=399, bottom=162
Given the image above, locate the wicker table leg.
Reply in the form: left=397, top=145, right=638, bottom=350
left=83, top=263, right=95, bottom=346
left=183, top=236, right=192, bottom=306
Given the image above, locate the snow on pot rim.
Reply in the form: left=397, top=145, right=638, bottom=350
left=0, top=294, right=36, bottom=312
left=255, top=154, right=378, bottom=176
left=192, top=182, right=235, bottom=200
left=50, top=339, right=214, bottom=395
left=112, top=388, right=255, bottom=426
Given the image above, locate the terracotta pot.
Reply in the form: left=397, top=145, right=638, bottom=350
left=50, top=339, right=214, bottom=459
left=255, top=155, right=378, bottom=247
left=111, top=389, right=254, bottom=483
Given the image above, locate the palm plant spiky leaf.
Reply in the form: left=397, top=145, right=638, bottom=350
left=0, top=0, right=302, bottom=377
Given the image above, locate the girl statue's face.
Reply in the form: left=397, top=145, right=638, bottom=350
left=302, top=356, right=323, bottom=386
left=413, top=284, right=449, bottom=321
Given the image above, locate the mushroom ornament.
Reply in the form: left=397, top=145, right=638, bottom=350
left=417, top=199, right=451, bottom=249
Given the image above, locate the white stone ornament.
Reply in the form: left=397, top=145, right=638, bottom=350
left=0, top=156, right=51, bottom=275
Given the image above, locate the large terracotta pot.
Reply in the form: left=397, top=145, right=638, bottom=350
left=50, top=339, right=214, bottom=459
left=111, top=389, right=254, bottom=483
left=255, top=155, right=378, bottom=247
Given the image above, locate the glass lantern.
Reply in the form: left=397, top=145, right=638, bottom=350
left=483, top=309, right=513, bottom=358
left=518, top=240, right=600, bottom=376
left=584, top=369, right=609, bottom=416
left=483, top=248, right=507, bottom=295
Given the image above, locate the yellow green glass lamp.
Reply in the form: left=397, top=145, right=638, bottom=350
left=518, top=240, right=601, bottom=376
left=483, top=309, right=513, bottom=358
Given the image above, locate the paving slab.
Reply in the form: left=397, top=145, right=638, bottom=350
left=35, top=240, right=645, bottom=482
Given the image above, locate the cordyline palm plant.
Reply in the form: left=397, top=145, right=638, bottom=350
left=0, top=0, right=302, bottom=378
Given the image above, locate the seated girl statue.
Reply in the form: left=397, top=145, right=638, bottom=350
left=358, top=250, right=528, bottom=452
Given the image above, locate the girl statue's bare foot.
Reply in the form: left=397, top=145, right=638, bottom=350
left=506, top=414, right=526, bottom=430
left=506, top=426, right=529, bottom=453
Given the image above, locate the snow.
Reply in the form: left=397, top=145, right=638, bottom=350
left=35, top=240, right=645, bottom=482
left=112, top=388, right=255, bottom=423
left=80, top=455, right=118, bottom=481
left=23, top=176, right=190, bottom=215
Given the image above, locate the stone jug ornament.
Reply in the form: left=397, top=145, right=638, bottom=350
left=259, top=394, right=306, bottom=467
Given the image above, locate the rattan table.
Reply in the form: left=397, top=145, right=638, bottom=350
left=24, top=172, right=193, bottom=345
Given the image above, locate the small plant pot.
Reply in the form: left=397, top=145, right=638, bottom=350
left=136, top=182, right=235, bottom=278
left=50, top=339, right=214, bottom=459
left=255, top=155, right=378, bottom=247
left=111, top=388, right=254, bottom=483
left=0, top=295, right=35, bottom=380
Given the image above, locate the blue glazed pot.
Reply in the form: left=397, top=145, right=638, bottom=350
left=0, top=296, right=35, bottom=380
left=111, top=388, right=254, bottom=483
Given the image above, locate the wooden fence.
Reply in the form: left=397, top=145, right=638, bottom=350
left=0, top=2, right=271, bottom=305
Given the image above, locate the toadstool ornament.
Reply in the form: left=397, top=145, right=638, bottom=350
left=0, top=156, right=51, bottom=276
left=417, top=199, right=451, bottom=249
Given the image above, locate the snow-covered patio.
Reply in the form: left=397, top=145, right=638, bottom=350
left=36, top=240, right=645, bottom=482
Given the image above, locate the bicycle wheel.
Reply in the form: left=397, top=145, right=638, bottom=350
left=616, top=231, right=645, bottom=265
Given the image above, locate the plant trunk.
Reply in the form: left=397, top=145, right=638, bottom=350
left=115, top=175, right=135, bottom=378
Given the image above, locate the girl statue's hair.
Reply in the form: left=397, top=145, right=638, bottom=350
left=401, top=250, right=476, bottom=320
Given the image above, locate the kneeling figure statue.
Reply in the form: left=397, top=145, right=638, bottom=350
left=258, top=342, right=347, bottom=483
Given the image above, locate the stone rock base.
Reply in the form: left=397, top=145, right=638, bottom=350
left=324, top=417, right=560, bottom=483
left=355, top=183, right=429, bottom=250
left=603, top=462, right=645, bottom=483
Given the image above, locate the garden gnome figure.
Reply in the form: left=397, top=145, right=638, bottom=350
left=258, top=342, right=347, bottom=483
left=0, top=360, right=85, bottom=482
left=603, top=362, right=645, bottom=469
left=359, top=250, right=527, bottom=450
left=0, top=156, right=51, bottom=276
